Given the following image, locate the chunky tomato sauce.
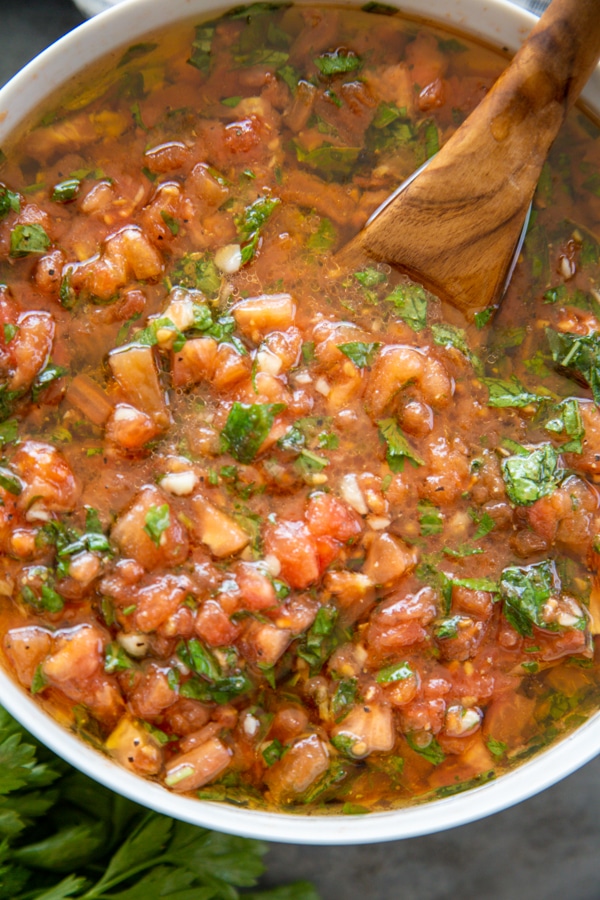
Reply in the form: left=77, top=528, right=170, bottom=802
left=0, top=3, right=600, bottom=812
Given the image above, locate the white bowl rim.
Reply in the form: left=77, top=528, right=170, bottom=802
left=1, top=0, right=599, bottom=845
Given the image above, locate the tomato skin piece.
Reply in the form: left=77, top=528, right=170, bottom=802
left=264, top=519, right=320, bottom=590
left=305, top=492, right=363, bottom=542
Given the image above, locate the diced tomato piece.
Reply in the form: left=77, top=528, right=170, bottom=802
left=264, top=519, right=320, bottom=589
left=195, top=598, right=242, bottom=647
left=305, top=492, right=363, bottom=542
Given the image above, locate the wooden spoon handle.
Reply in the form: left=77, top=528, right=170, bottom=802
left=485, top=0, right=600, bottom=145
left=349, top=0, right=600, bottom=312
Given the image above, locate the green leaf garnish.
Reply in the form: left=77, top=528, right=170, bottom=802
left=376, top=661, right=414, bottom=684
left=405, top=733, right=445, bottom=765
left=378, top=418, right=425, bottom=471
left=384, top=283, right=428, bottom=331
left=501, top=444, right=561, bottom=506
left=338, top=341, right=381, bottom=368
left=546, top=327, right=600, bottom=403
left=500, top=559, right=566, bottom=636
left=314, top=51, right=362, bottom=76
left=417, top=500, right=443, bottom=536
left=51, top=178, right=81, bottom=203
left=431, top=322, right=482, bottom=373
left=10, top=223, right=51, bottom=257
left=544, top=398, right=585, bottom=453
left=482, top=376, right=543, bottom=408
left=143, top=504, right=170, bottom=547
left=221, top=402, right=286, bottom=463
left=0, top=184, right=20, bottom=219
left=236, top=194, right=280, bottom=264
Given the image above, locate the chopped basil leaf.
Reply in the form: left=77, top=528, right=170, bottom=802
left=160, top=211, right=180, bottom=235
left=332, top=678, right=358, bottom=718
left=431, top=322, right=482, bottom=374
left=372, top=102, right=402, bottom=129
left=30, top=664, right=47, bottom=694
left=433, top=615, right=465, bottom=640
left=0, top=467, right=22, bottom=495
left=118, top=41, right=158, bottom=67
left=221, top=401, right=286, bottom=463
left=546, top=327, right=600, bottom=403
left=170, top=252, right=221, bottom=295
left=262, top=739, right=286, bottom=766
left=314, top=51, right=362, bottom=76
left=294, top=143, right=361, bottom=179
left=501, top=444, right=561, bottom=506
left=143, top=503, right=170, bottom=547
left=378, top=418, right=425, bottom=471
left=221, top=96, right=242, bottom=107
left=405, top=733, right=445, bottom=765
left=331, top=734, right=360, bottom=758
left=10, top=223, right=51, bottom=257
left=307, top=217, right=336, bottom=253
left=188, top=24, right=215, bottom=72
left=235, top=194, right=280, bottom=263
left=500, top=559, right=561, bottom=636
left=474, top=307, right=494, bottom=329
left=544, top=398, right=585, bottom=453
left=338, top=341, right=381, bottom=368
left=295, top=448, right=330, bottom=474
left=482, top=376, right=543, bottom=408
left=51, top=178, right=81, bottom=203
left=39, top=584, right=64, bottom=613
left=277, top=64, right=300, bottom=93
left=31, top=362, right=69, bottom=403
left=178, top=638, right=221, bottom=681
left=376, top=661, right=414, bottom=684
left=0, top=184, right=20, bottom=219
left=180, top=671, right=253, bottom=704
left=384, top=283, right=428, bottom=332
left=452, top=576, right=499, bottom=593
left=104, top=642, right=134, bottom=673
left=435, top=770, right=496, bottom=797
left=354, top=267, right=386, bottom=288
left=423, top=120, right=439, bottom=158
left=468, top=508, right=496, bottom=540
left=3, top=323, right=17, bottom=343
left=136, top=316, right=186, bottom=351
left=297, top=606, right=339, bottom=672
left=486, top=737, right=508, bottom=758
left=301, top=341, right=315, bottom=363
left=0, top=418, right=18, bottom=445
left=417, top=500, right=443, bottom=536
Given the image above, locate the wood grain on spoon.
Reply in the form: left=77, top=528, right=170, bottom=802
left=343, top=0, right=600, bottom=313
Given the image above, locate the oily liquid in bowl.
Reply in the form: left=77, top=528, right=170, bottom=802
left=0, top=2, right=600, bottom=834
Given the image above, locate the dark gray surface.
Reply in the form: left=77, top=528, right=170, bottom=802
left=2, top=2, right=599, bottom=897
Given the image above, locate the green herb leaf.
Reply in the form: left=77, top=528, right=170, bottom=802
left=10, top=223, right=51, bottom=257
left=376, top=661, right=414, bottom=684
left=262, top=739, right=286, bottom=767
left=160, top=211, right=180, bottom=235
left=384, top=283, right=428, bottom=331
left=0, top=184, right=20, bottom=219
left=378, top=418, right=425, bottom=471
left=178, top=638, right=221, bottom=681
left=306, top=217, right=336, bottom=253
left=52, top=178, right=80, bottom=203
left=236, top=195, right=280, bottom=263
left=546, top=327, right=600, bottom=403
left=501, top=444, right=561, bottom=506
left=486, top=737, right=508, bottom=758
left=294, top=143, right=361, bottom=180
left=482, top=376, right=543, bottom=408
left=31, top=361, right=68, bottom=402
left=104, top=642, right=134, bottom=674
left=314, top=51, right=362, bottom=76
left=188, top=24, right=215, bottom=73
left=500, top=559, right=563, bottom=636
left=0, top=466, right=22, bottom=495
left=338, top=341, right=381, bottom=368
left=431, top=322, right=482, bottom=374
left=417, top=499, right=443, bottom=536
left=468, top=508, right=496, bottom=540
left=405, top=733, right=445, bottom=765
left=143, top=504, right=170, bottom=547
left=332, top=678, right=358, bottom=717
left=221, top=402, right=286, bottom=463
left=544, top=398, right=585, bottom=453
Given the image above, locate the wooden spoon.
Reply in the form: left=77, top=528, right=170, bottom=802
left=340, top=0, right=600, bottom=314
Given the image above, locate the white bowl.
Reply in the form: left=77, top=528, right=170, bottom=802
left=1, top=0, right=600, bottom=845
